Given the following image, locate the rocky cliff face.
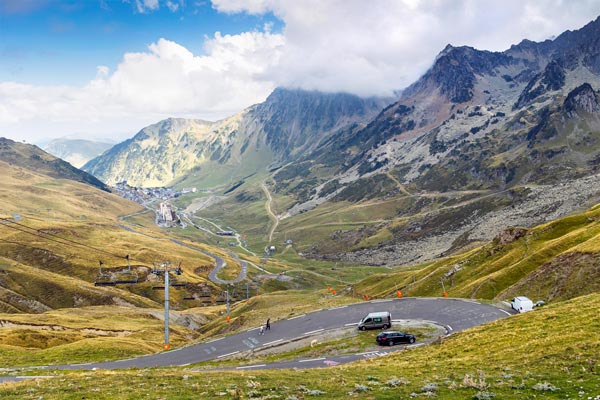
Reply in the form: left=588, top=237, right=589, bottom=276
left=83, top=118, right=232, bottom=186
left=252, top=88, right=388, bottom=160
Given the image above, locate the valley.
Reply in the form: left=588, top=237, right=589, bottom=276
left=1, top=13, right=600, bottom=400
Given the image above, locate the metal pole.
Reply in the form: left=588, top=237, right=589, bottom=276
left=226, top=289, right=230, bottom=316
left=164, top=263, right=170, bottom=350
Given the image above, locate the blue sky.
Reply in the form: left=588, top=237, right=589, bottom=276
left=0, top=0, right=282, bottom=86
left=0, top=0, right=599, bottom=143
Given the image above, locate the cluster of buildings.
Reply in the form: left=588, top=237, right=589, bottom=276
left=114, top=181, right=194, bottom=227
left=114, top=181, right=184, bottom=204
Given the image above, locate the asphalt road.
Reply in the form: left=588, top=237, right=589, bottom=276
left=50, top=297, right=511, bottom=371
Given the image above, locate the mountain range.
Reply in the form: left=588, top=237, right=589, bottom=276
left=81, top=16, right=600, bottom=266
left=42, top=138, right=114, bottom=169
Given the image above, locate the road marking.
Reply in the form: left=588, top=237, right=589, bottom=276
left=236, top=364, right=266, bottom=370
left=71, top=362, right=93, bottom=366
left=303, top=328, right=324, bottom=335
left=217, top=351, right=240, bottom=359
left=288, top=314, right=305, bottom=320
left=500, top=310, right=511, bottom=316
left=262, top=339, right=283, bottom=346
left=356, top=351, right=377, bottom=356
left=371, top=299, right=393, bottom=303
left=299, top=357, right=325, bottom=363
left=207, top=337, right=223, bottom=343
left=328, top=305, right=347, bottom=310
left=344, top=323, right=358, bottom=326
left=179, top=363, right=190, bottom=367
left=446, top=325, right=453, bottom=331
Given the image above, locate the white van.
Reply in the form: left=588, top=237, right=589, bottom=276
left=511, top=296, right=534, bottom=313
left=357, top=311, right=391, bottom=330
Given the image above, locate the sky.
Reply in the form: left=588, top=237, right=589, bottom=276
left=0, top=0, right=599, bottom=144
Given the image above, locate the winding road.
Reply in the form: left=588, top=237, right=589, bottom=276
left=49, top=297, right=511, bottom=371
left=261, top=182, right=279, bottom=243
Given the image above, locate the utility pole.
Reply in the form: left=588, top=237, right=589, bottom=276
left=164, top=262, right=170, bottom=350
left=226, top=288, right=230, bottom=317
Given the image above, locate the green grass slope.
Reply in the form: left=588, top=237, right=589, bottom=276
left=353, top=203, right=600, bottom=303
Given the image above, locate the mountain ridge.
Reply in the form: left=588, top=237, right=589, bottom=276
left=0, top=137, right=110, bottom=192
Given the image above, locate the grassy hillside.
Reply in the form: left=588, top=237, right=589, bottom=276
left=353, top=203, right=600, bottom=303
left=0, top=306, right=216, bottom=366
left=1, top=292, right=598, bottom=399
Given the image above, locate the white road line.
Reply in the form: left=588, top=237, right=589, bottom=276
left=446, top=325, right=453, bottom=331
left=328, top=305, right=347, bottom=310
left=217, top=351, right=240, bottom=358
left=371, top=299, right=393, bottom=303
left=356, top=351, right=377, bottom=356
left=236, top=364, right=267, bottom=369
left=500, top=310, right=511, bottom=316
left=179, top=363, right=190, bottom=367
left=288, top=314, right=305, bottom=320
left=303, top=328, right=324, bottom=335
left=344, top=323, right=358, bottom=326
left=262, top=339, right=283, bottom=346
left=207, top=337, right=224, bottom=343
left=299, top=357, right=325, bottom=363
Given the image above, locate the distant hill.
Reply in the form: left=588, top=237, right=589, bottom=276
left=43, top=138, right=113, bottom=168
left=0, top=137, right=110, bottom=192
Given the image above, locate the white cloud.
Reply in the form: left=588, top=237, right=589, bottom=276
left=165, top=1, right=180, bottom=12
left=0, top=31, right=284, bottom=142
left=135, top=0, right=160, bottom=13
left=213, top=0, right=600, bottom=96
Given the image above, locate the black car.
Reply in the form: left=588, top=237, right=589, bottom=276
left=376, top=331, right=416, bottom=346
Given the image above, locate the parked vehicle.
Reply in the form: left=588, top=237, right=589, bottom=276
left=357, top=311, right=391, bottom=330
left=511, top=296, right=534, bottom=313
left=376, top=331, right=416, bottom=346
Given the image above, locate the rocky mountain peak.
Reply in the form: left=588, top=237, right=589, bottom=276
left=564, top=83, right=600, bottom=115
left=253, top=87, right=389, bottom=159
left=514, top=59, right=566, bottom=109
left=406, top=44, right=513, bottom=104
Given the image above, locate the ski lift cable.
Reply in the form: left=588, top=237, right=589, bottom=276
left=0, top=217, right=143, bottom=263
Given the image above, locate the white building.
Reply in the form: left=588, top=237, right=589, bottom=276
left=159, top=202, right=174, bottom=222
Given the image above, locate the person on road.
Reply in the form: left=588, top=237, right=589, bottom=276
left=266, top=318, right=271, bottom=331
left=259, top=325, right=264, bottom=335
